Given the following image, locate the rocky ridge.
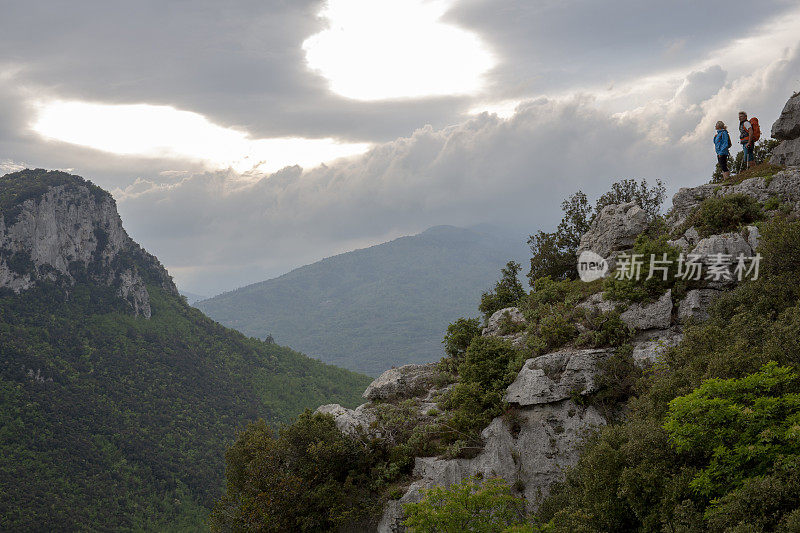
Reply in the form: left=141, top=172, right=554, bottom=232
left=317, top=164, right=800, bottom=532
left=0, top=170, right=177, bottom=317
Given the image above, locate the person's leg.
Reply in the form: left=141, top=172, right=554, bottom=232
left=718, top=155, right=730, bottom=179
left=744, top=143, right=755, bottom=167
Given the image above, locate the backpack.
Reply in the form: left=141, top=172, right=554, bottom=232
left=750, top=117, right=761, bottom=141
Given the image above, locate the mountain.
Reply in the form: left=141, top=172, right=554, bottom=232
left=197, top=225, right=529, bottom=375
left=0, top=169, right=370, bottom=531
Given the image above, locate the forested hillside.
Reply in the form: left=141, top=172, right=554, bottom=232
left=198, top=225, right=527, bottom=375
left=0, top=169, right=370, bottom=531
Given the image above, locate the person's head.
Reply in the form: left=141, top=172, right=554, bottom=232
left=739, top=111, right=748, bottom=121
left=716, top=121, right=726, bottom=130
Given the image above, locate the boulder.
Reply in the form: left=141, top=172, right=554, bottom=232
left=576, top=292, right=618, bottom=314
left=619, top=290, right=673, bottom=330
left=363, top=363, right=441, bottom=401
left=578, top=202, right=649, bottom=258
left=631, top=329, right=683, bottom=365
left=315, top=403, right=376, bottom=436
left=744, top=225, right=760, bottom=251
left=677, top=288, right=722, bottom=323
left=771, top=138, right=800, bottom=167
left=482, top=307, right=526, bottom=337
left=505, top=348, right=612, bottom=406
left=691, top=232, right=753, bottom=260
left=771, top=92, right=800, bottom=141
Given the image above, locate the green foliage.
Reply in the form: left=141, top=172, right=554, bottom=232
left=0, top=279, right=370, bottom=531
left=211, top=412, right=380, bottom=532
left=602, top=234, right=683, bottom=302
left=538, top=216, right=800, bottom=532
left=403, top=476, right=534, bottom=533
left=479, top=261, right=526, bottom=319
left=441, top=317, right=482, bottom=373
left=684, top=193, right=763, bottom=237
left=664, top=362, right=800, bottom=500
left=759, top=217, right=800, bottom=276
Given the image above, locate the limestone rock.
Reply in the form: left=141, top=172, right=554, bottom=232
left=691, top=232, right=753, bottom=258
left=577, top=292, right=618, bottom=314
left=505, top=348, right=612, bottom=406
left=482, top=307, right=527, bottom=346
left=631, top=329, right=683, bottom=365
left=363, top=363, right=441, bottom=401
left=482, top=307, right=525, bottom=336
left=0, top=178, right=177, bottom=317
left=578, top=202, right=649, bottom=258
left=619, top=290, right=672, bottom=330
left=678, top=288, right=722, bottom=323
left=316, top=403, right=376, bottom=436
left=377, top=401, right=607, bottom=532
left=667, top=169, right=800, bottom=230
left=771, top=92, right=800, bottom=141
left=744, top=225, right=760, bottom=251
left=771, top=138, right=800, bottom=167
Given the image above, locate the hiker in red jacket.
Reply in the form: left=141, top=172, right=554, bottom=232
left=739, top=111, right=756, bottom=169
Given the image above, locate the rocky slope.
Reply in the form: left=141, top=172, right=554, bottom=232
left=315, top=104, right=800, bottom=531
left=0, top=169, right=176, bottom=317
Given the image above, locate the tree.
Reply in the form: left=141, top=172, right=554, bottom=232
left=479, top=261, right=526, bottom=319
left=594, top=178, right=666, bottom=220
left=528, top=180, right=666, bottom=284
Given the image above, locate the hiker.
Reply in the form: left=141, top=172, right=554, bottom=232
left=738, top=111, right=757, bottom=169
left=714, top=121, right=732, bottom=180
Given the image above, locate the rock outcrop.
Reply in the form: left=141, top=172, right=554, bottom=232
left=482, top=306, right=527, bottom=346
left=578, top=202, right=649, bottom=259
left=771, top=92, right=800, bottom=167
left=0, top=170, right=178, bottom=317
left=668, top=169, right=800, bottom=231
left=363, top=364, right=441, bottom=401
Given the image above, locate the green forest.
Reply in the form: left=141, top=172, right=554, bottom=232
left=0, top=169, right=370, bottom=531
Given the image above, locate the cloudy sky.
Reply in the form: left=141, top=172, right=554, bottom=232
left=2, top=0, right=800, bottom=295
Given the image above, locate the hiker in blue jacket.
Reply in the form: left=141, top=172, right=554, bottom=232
left=714, top=121, right=732, bottom=181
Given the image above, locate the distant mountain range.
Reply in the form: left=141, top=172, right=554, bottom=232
left=0, top=169, right=370, bottom=530
left=197, top=225, right=529, bottom=375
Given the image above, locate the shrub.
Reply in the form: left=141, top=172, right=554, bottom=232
left=480, top=262, right=526, bottom=319
left=685, top=193, right=762, bottom=237
left=441, top=317, right=482, bottom=373
left=403, top=476, right=533, bottom=533
left=603, top=235, right=682, bottom=302
left=759, top=217, right=800, bottom=276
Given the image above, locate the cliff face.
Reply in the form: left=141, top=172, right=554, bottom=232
left=0, top=169, right=177, bottom=317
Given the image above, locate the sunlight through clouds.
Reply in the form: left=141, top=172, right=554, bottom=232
left=32, top=101, right=370, bottom=173
left=303, top=0, right=495, bottom=100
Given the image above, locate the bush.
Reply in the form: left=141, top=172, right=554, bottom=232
left=441, top=317, right=482, bottom=373
left=759, top=217, right=800, bottom=276
left=480, top=262, right=526, bottom=319
left=603, top=235, right=682, bottom=302
left=403, top=476, right=533, bottom=533
left=685, top=193, right=762, bottom=237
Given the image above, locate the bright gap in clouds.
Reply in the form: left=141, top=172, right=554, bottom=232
left=303, top=0, right=495, bottom=101
left=32, top=101, right=370, bottom=173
